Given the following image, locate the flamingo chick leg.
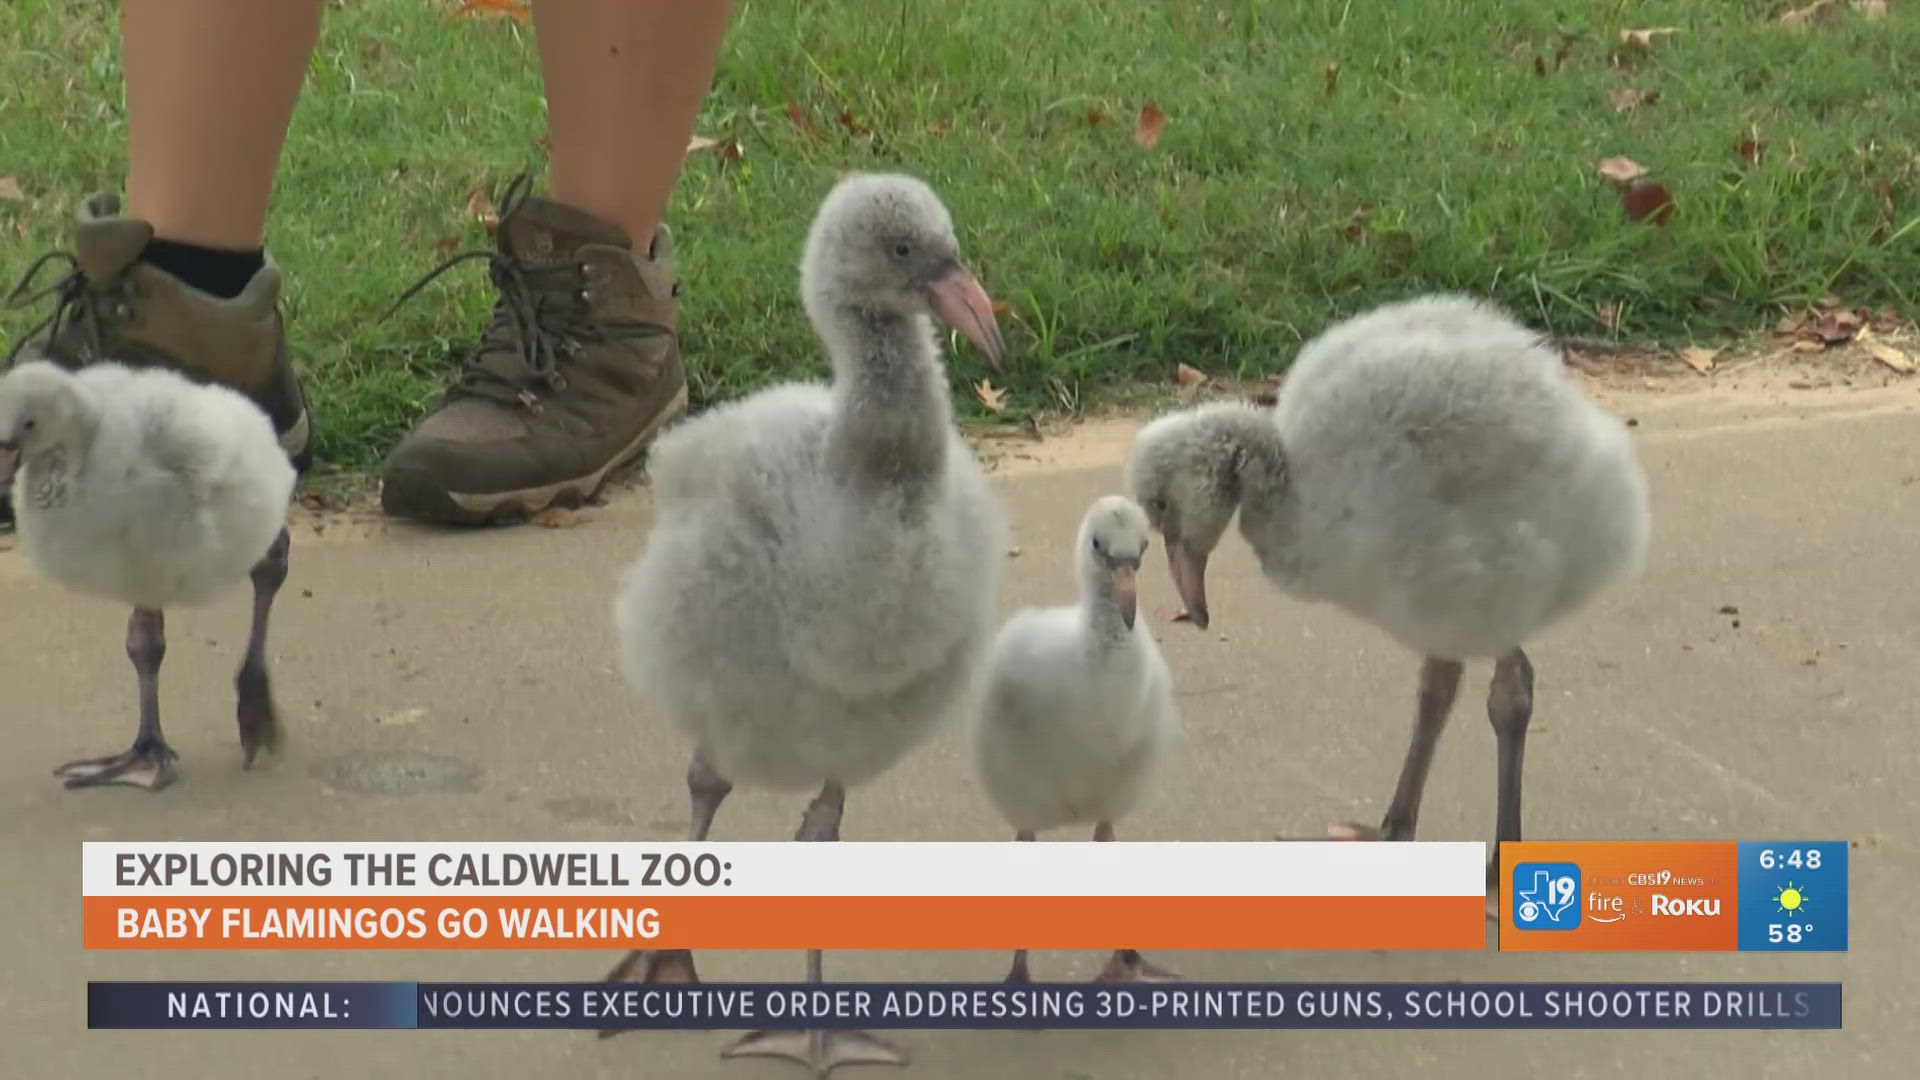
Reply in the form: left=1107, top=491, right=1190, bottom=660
left=1484, top=648, right=1535, bottom=919
left=596, top=754, right=732, bottom=1039
left=1003, top=830, right=1035, bottom=984
left=235, top=528, right=290, bottom=768
left=1089, top=821, right=1178, bottom=982
left=1329, top=657, right=1463, bottom=842
left=58, top=607, right=177, bottom=790
left=725, top=780, right=908, bottom=1077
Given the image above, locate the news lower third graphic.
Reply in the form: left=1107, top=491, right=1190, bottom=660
left=1498, top=841, right=1848, bottom=952
left=86, top=982, right=1843, bottom=1031
left=79, top=839, right=1851, bottom=1034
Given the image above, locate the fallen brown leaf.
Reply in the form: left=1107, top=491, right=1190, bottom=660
left=1680, top=346, right=1719, bottom=374
left=1858, top=328, right=1914, bottom=372
left=1621, top=179, right=1674, bottom=224
left=1812, top=306, right=1863, bottom=343
left=836, top=110, right=872, bottom=137
left=1792, top=338, right=1827, bottom=353
left=784, top=99, right=827, bottom=142
left=433, top=235, right=459, bottom=255
left=716, top=137, right=745, bottom=165
left=974, top=379, right=1007, bottom=412
left=1086, top=108, right=1105, bottom=127
left=0, top=176, right=24, bottom=202
left=1174, top=362, right=1209, bottom=388
left=1341, top=201, right=1373, bottom=242
left=464, top=187, right=499, bottom=233
left=530, top=507, right=584, bottom=529
left=1607, top=87, right=1656, bottom=112
left=1618, top=27, right=1680, bottom=49
left=1323, top=62, right=1341, bottom=99
left=686, top=134, right=720, bottom=153
left=1134, top=104, right=1167, bottom=150
left=1738, top=133, right=1766, bottom=166
left=1596, top=155, right=1649, bottom=186
left=455, top=0, right=530, bottom=21
left=1779, top=0, right=1842, bottom=27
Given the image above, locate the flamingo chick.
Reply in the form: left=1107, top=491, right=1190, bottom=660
left=973, top=495, right=1180, bottom=984
left=1125, top=294, right=1649, bottom=908
left=0, top=360, right=296, bottom=790
left=600, top=173, right=1009, bottom=1076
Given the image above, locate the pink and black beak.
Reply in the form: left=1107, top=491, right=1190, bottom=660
left=925, top=263, right=1006, bottom=371
left=1165, top=537, right=1211, bottom=630
left=1111, top=558, right=1139, bottom=631
left=0, top=440, right=19, bottom=502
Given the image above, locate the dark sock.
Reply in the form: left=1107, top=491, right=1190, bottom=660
left=139, top=239, right=266, bottom=300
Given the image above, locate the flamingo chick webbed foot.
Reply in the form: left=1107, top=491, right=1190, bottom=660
left=1094, top=948, right=1179, bottom=983
left=55, top=739, right=178, bottom=790
left=723, top=1028, right=909, bottom=1077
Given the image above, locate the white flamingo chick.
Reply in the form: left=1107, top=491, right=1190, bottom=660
left=1126, top=294, right=1649, bottom=907
left=0, top=359, right=296, bottom=790
left=974, top=494, right=1180, bottom=984
left=598, top=173, right=1009, bottom=1076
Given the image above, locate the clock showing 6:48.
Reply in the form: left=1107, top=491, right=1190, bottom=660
left=1737, top=842, right=1848, bottom=952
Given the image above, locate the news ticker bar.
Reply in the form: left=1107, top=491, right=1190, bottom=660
left=86, top=982, right=1842, bottom=1030
left=81, top=839, right=1848, bottom=953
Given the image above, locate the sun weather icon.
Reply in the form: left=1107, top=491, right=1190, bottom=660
left=1775, top=882, right=1807, bottom=915
left=1512, top=861, right=1581, bottom=930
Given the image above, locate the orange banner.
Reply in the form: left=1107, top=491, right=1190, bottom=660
left=85, top=895, right=1485, bottom=951
left=1498, top=842, right=1739, bottom=951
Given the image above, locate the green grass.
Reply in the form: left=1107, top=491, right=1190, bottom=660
left=3, top=0, right=1918, bottom=474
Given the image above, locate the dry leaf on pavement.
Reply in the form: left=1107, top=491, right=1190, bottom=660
left=1857, top=327, right=1915, bottom=373
left=530, top=507, right=584, bottom=529
left=974, top=380, right=1007, bottom=412
left=1680, top=347, right=1719, bottom=374
left=1134, top=104, right=1167, bottom=150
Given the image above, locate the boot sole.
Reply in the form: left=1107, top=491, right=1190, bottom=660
left=382, top=384, right=688, bottom=526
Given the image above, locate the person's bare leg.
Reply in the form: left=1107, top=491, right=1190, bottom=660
left=123, top=0, right=324, bottom=248
left=532, top=0, right=733, bottom=243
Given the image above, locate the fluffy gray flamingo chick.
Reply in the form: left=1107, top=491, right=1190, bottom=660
left=973, top=494, right=1180, bottom=984
left=1126, top=294, right=1649, bottom=908
left=600, top=173, right=1009, bottom=1076
left=0, top=359, right=296, bottom=791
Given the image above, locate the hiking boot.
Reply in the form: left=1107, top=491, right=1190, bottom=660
left=380, top=176, right=687, bottom=525
left=2, top=194, right=315, bottom=472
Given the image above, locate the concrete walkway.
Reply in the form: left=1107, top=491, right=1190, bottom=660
left=3, top=357, right=1914, bottom=1078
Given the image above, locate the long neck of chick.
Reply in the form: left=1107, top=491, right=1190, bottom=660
left=821, top=305, right=950, bottom=491
left=1077, top=549, right=1133, bottom=649
left=1208, top=405, right=1288, bottom=505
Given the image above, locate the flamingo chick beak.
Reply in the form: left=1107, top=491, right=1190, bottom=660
left=925, top=265, right=1006, bottom=371
left=1112, top=562, right=1138, bottom=631
left=1166, top=539, right=1210, bottom=630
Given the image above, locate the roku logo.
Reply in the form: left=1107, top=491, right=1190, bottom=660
left=1650, top=894, right=1720, bottom=916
